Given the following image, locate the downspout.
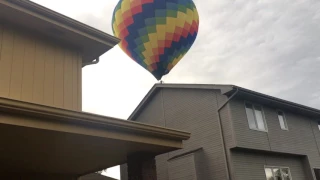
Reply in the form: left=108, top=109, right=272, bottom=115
left=82, top=57, right=100, bottom=67
left=217, top=87, right=239, bottom=180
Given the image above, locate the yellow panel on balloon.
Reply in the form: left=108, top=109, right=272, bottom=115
left=115, top=10, right=124, bottom=26
left=166, top=17, right=177, bottom=33
left=148, top=33, right=159, bottom=48
left=176, top=12, right=187, bottom=28
left=156, top=25, right=166, bottom=40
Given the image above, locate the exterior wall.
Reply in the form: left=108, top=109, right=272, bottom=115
left=167, top=154, right=197, bottom=180
left=229, top=97, right=320, bottom=179
left=231, top=150, right=307, bottom=180
left=0, top=23, right=82, bottom=111
left=122, top=88, right=229, bottom=180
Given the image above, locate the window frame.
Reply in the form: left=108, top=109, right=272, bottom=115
left=264, top=166, right=293, bottom=180
left=277, top=110, right=289, bottom=131
left=244, top=101, right=268, bottom=132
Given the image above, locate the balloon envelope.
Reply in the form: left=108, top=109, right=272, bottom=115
left=112, top=0, right=199, bottom=80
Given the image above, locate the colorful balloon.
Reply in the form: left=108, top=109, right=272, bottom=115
left=112, top=0, right=199, bottom=80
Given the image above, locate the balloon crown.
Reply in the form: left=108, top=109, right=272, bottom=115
left=112, top=0, right=199, bottom=80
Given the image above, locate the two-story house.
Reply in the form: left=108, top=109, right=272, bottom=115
left=120, top=83, right=320, bottom=180
left=0, top=1, right=190, bottom=179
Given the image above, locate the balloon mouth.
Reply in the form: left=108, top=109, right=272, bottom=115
left=153, top=71, right=168, bottom=81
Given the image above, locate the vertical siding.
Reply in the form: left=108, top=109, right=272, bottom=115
left=43, top=43, right=55, bottom=106
left=9, top=32, right=25, bottom=100
left=77, top=52, right=82, bottom=111
left=232, top=150, right=307, bottom=180
left=53, top=46, right=65, bottom=108
left=32, top=41, right=46, bottom=104
left=0, top=24, right=82, bottom=111
left=21, top=36, right=36, bottom=102
left=0, top=25, right=14, bottom=97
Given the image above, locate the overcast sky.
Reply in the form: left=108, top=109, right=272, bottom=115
left=32, top=0, right=320, bottom=179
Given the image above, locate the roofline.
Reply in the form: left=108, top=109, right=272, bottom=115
left=0, top=97, right=190, bottom=141
left=128, top=83, right=235, bottom=120
left=128, top=83, right=320, bottom=120
left=3, top=0, right=120, bottom=46
left=234, top=86, right=320, bottom=117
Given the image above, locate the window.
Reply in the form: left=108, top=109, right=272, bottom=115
left=278, top=111, right=288, bottom=130
left=318, top=122, right=320, bottom=131
left=265, top=166, right=292, bottom=180
left=245, top=103, right=267, bottom=131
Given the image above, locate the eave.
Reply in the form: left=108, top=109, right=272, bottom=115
left=0, top=0, right=120, bottom=65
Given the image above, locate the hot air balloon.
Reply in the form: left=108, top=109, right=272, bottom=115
left=112, top=0, right=199, bottom=80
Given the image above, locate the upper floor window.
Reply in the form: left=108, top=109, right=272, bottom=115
left=245, top=102, right=267, bottom=131
left=265, top=166, right=292, bottom=180
left=277, top=111, right=288, bottom=130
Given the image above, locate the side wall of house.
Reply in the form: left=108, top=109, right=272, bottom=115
left=121, top=88, right=232, bottom=180
left=229, top=97, right=320, bottom=179
left=0, top=23, right=82, bottom=111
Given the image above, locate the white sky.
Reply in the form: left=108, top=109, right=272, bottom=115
left=31, top=0, right=320, bottom=179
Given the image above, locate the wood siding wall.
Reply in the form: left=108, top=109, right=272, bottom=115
left=0, top=24, right=82, bottom=111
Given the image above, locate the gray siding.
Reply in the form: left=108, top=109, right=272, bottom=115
left=120, top=164, right=127, bottom=180
left=232, top=150, right=307, bottom=180
left=229, top=98, right=270, bottom=150
left=121, top=87, right=320, bottom=180
left=168, top=154, right=197, bottom=180
left=133, top=91, right=165, bottom=126
left=229, top=97, right=320, bottom=179
left=123, top=88, right=229, bottom=180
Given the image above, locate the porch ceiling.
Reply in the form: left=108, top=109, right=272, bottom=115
left=0, top=97, right=190, bottom=176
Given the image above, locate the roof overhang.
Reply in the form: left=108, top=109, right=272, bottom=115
left=0, top=0, right=120, bottom=66
left=129, top=83, right=320, bottom=120
left=0, top=97, right=190, bottom=176
left=128, top=83, right=235, bottom=120
left=227, top=86, right=320, bottom=118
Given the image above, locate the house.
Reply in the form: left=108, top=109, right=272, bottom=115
left=121, top=83, right=320, bottom=180
left=0, top=1, right=190, bottom=179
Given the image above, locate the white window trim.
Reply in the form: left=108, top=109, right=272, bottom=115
left=264, top=165, right=293, bottom=180
left=277, top=109, right=289, bottom=131
left=244, top=101, right=268, bottom=132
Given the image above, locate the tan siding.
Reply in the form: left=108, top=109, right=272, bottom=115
left=77, top=53, right=82, bottom=111
left=0, top=24, right=82, bottom=111
left=33, top=41, right=46, bottom=104
left=9, top=32, right=25, bottom=100
left=53, top=46, right=64, bottom=108
left=43, top=43, right=55, bottom=106
left=72, top=51, right=79, bottom=110
left=21, top=36, right=36, bottom=102
left=0, top=25, right=14, bottom=97
left=63, top=50, right=73, bottom=110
